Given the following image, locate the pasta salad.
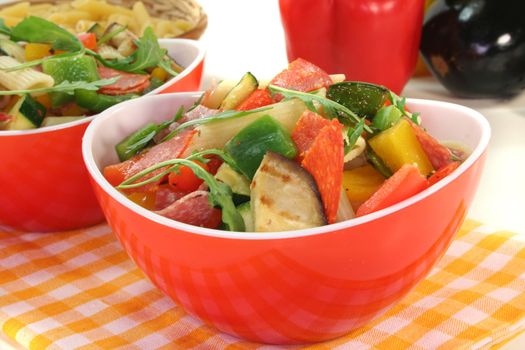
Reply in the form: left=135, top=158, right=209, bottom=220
left=0, top=16, right=183, bottom=130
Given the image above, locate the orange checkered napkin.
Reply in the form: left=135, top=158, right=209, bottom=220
left=0, top=220, right=524, bottom=350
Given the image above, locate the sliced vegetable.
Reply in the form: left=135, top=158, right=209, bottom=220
left=366, top=147, right=393, bottom=178
left=214, top=163, right=251, bottom=196
left=42, top=55, right=100, bottom=107
left=224, top=115, right=297, bottom=179
left=41, top=116, right=84, bottom=127
left=372, top=105, right=403, bottom=131
left=77, top=33, right=97, bottom=50
left=0, top=39, right=25, bottom=62
left=220, top=72, right=258, bottom=110
left=2, top=94, right=46, bottom=130
left=236, top=88, right=273, bottom=111
left=326, top=81, right=389, bottom=118
left=368, top=118, right=434, bottom=176
left=87, top=23, right=105, bottom=39
left=75, top=89, right=138, bottom=113
left=343, top=164, right=386, bottom=210
left=168, top=160, right=208, bottom=193
left=115, top=122, right=158, bottom=161
left=236, top=202, right=254, bottom=232
left=24, top=42, right=51, bottom=61
left=251, top=152, right=326, bottom=232
left=301, top=119, right=345, bottom=224
left=356, top=164, right=429, bottom=216
left=201, top=79, right=237, bottom=109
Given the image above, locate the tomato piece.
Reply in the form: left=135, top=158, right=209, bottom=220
left=356, top=164, right=429, bottom=217
left=236, top=89, right=273, bottom=111
left=78, top=33, right=97, bottom=50
left=168, top=160, right=209, bottom=192
left=203, top=155, right=223, bottom=175
left=428, top=161, right=460, bottom=186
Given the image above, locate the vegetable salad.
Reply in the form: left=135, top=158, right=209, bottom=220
left=104, top=58, right=466, bottom=232
left=0, top=16, right=182, bottom=130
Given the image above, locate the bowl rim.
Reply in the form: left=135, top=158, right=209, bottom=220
left=82, top=93, right=491, bottom=240
left=0, top=38, right=205, bottom=136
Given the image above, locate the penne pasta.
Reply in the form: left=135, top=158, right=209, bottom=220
left=0, top=56, right=54, bottom=91
left=0, top=2, right=29, bottom=17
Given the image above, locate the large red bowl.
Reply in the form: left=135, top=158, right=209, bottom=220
left=0, top=39, right=205, bottom=232
left=82, top=93, right=490, bottom=344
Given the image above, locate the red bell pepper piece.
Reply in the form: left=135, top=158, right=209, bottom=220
left=428, top=161, right=460, bottom=186
left=77, top=33, right=97, bottom=50
left=236, top=89, right=273, bottom=111
left=278, top=0, right=425, bottom=93
left=356, top=164, right=429, bottom=216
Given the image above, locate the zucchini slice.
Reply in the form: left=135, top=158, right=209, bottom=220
left=220, top=72, right=258, bottom=110
left=214, top=163, right=251, bottom=196
left=327, top=81, right=390, bottom=118
left=251, top=152, right=326, bottom=232
left=237, top=202, right=254, bottom=232
left=87, top=23, right=105, bottom=39
left=3, top=95, right=46, bottom=130
left=201, top=79, right=238, bottom=109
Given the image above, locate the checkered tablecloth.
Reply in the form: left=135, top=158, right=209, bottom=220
left=0, top=220, right=524, bottom=349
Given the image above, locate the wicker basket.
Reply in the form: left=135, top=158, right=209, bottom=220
left=0, top=0, right=207, bottom=39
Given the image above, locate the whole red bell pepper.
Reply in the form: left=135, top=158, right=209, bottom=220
left=278, top=0, right=425, bottom=94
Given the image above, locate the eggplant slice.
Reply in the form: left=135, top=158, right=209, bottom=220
left=251, top=152, right=326, bottom=232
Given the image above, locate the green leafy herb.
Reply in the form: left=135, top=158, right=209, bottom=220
left=90, top=27, right=165, bottom=73
left=159, top=58, right=180, bottom=77
left=268, top=85, right=373, bottom=134
left=388, top=91, right=421, bottom=125
left=117, top=149, right=245, bottom=231
left=162, top=106, right=273, bottom=142
left=0, top=78, right=118, bottom=96
left=0, top=19, right=11, bottom=36
left=11, top=16, right=81, bottom=52
left=344, top=119, right=365, bottom=153
left=97, top=25, right=127, bottom=46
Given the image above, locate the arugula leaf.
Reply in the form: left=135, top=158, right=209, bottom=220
left=0, top=78, right=118, bottom=96
left=90, top=27, right=164, bottom=73
left=345, top=119, right=365, bottom=153
left=162, top=106, right=273, bottom=142
left=0, top=19, right=11, bottom=36
left=268, top=85, right=373, bottom=134
left=159, top=58, right=180, bottom=77
left=118, top=149, right=245, bottom=231
left=11, top=16, right=81, bottom=52
left=97, top=25, right=127, bottom=46
left=388, top=91, right=422, bottom=125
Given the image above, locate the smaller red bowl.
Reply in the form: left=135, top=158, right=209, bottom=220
left=0, top=39, right=205, bottom=232
left=82, top=93, right=490, bottom=344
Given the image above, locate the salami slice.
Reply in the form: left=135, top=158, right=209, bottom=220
left=270, top=58, right=333, bottom=97
left=154, top=184, right=187, bottom=210
left=155, top=190, right=222, bottom=228
left=291, top=110, right=331, bottom=160
left=103, top=129, right=196, bottom=190
left=301, top=119, right=344, bottom=224
left=408, top=118, right=452, bottom=170
left=98, top=66, right=151, bottom=95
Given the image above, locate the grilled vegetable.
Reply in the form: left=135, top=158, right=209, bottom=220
left=251, top=152, right=326, bottom=232
left=220, top=72, right=258, bottom=110
left=224, top=115, right=297, bottom=179
left=327, top=81, right=389, bottom=118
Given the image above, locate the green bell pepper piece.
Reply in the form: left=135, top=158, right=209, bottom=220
left=42, top=55, right=100, bottom=108
left=74, top=89, right=138, bottom=113
left=224, top=115, right=297, bottom=179
left=115, top=122, right=157, bottom=161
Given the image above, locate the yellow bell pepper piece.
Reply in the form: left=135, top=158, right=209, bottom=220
left=127, top=191, right=156, bottom=211
left=343, top=164, right=385, bottom=210
left=151, top=67, right=168, bottom=82
left=25, top=43, right=52, bottom=61
left=369, top=118, right=434, bottom=176
left=34, top=94, right=52, bottom=110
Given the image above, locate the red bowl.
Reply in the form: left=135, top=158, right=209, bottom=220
left=82, top=93, right=490, bottom=344
left=0, top=39, right=205, bottom=232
